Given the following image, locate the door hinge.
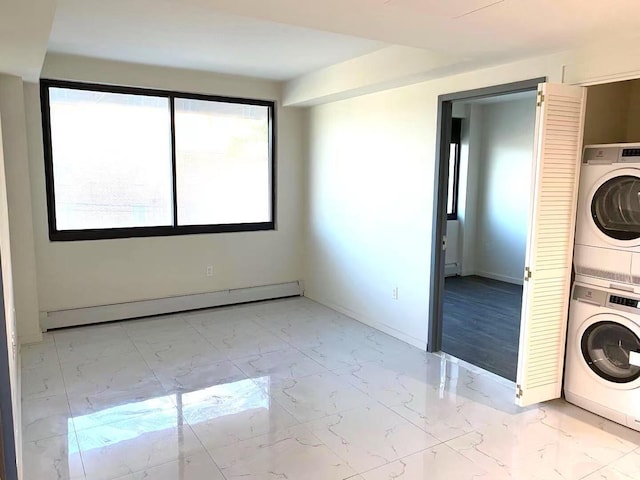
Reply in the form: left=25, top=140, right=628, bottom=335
left=516, top=384, right=523, bottom=399
left=537, top=91, right=545, bottom=107
left=524, top=266, right=532, bottom=282
left=442, top=235, right=447, bottom=251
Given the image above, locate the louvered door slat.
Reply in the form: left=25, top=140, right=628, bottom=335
left=515, top=83, right=587, bottom=407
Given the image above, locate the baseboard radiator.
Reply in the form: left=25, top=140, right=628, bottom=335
left=444, top=263, right=459, bottom=277
left=42, top=281, right=303, bottom=330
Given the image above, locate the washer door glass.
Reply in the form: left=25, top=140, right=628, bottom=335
left=581, top=321, right=640, bottom=383
left=591, top=175, right=640, bottom=241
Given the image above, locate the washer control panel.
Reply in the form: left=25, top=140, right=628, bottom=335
left=573, top=284, right=640, bottom=313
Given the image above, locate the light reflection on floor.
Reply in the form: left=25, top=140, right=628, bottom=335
left=69, top=376, right=270, bottom=454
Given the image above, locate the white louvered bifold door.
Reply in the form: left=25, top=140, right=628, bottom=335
left=515, top=82, right=587, bottom=407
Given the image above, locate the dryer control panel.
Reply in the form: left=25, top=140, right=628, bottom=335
left=583, top=143, right=640, bottom=164
left=609, top=295, right=640, bottom=308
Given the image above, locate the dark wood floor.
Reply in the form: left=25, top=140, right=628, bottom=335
left=442, top=275, right=522, bottom=381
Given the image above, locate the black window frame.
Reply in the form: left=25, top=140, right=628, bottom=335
left=40, top=79, right=276, bottom=242
left=446, top=117, right=462, bottom=221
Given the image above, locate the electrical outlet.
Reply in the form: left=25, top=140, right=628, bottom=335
left=392, top=286, right=399, bottom=300
left=206, top=265, right=214, bottom=277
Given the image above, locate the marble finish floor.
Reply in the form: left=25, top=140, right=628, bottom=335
left=20, top=297, right=640, bottom=480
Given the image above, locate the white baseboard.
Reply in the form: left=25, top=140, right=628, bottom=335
left=304, top=291, right=427, bottom=350
left=42, top=281, right=302, bottom=330
left=474, top=270, right=523, bottom=286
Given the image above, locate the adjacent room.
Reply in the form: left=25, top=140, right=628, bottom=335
left=2, top=1, right=640, bottom=480
left=442, top=91, right=537, bottom=381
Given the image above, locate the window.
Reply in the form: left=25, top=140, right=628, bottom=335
left=40, top=79, right=275, bottom=241
left=447, top=117, right=462, bottom=220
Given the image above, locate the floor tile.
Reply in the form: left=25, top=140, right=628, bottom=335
left=389, top=388, right=514, bottom=443
left=445, top=402, right=640, bottom=480
left=251, top=297, right=316, bottom=318
left=76, top=408, right=205, bottom=480
left=336, top=357, right=440, bottom=407
left=360, top=444, right=493, bottom=480
left=69, top=381, right=174, bottom=432
left=541, top=400, right=640, bottom=446
left=186, top=316, right=259, bottom=340
left=201, top=321, right=290, bottom=359
left=21, top=297, right=640, bottom=480
left=135, top=336, right=227, bottom=374
left=111, top=451, right=225, bottom=480
left=153, top=358, right=248, bottom=393
left=301, top=338, right=389, bottom=370
left=256, top=312, right=349, bottom=348
left=355, top=328, right=422, bottom=359
left=60, top=351, right=155, bottom=397
left=268, top=372, right=371, bottom=422
left=385, top=364, right=522, bottom=442
left=209, top=424, right=356, bottom=480
left=55, top=324, right=136, bottom=366
left=582, top=448, right=640, bottom=479
left=183, top=305, right=261, bottom=326
left=21, top=363, right=66, bottom=400
left=21, top=340, right=59, bottom=370
left=23, top=433, right=85, bottom=480
left=232, top=346, right=328, bottom=379
left=54, top=323, right=129, bottom=344
left=182, top=376, right=299, bottom=449
left=22, top=393, right=72, bottom=442
left=307, top=403, right=440, bottom=472
left=124, top=315, right=202, bottom=346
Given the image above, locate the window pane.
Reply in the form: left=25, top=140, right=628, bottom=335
left=49, top=87, right=173, bottom=230
left=174, top=98, right=271, bottom=225
left=447, top=143, right=457, bottom=215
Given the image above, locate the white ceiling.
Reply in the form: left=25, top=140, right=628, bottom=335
left=47, top=0, right=387, bottom=80
left=189, top=0, right=640, bottom=60
left=3, top=0, right=640, bottom=82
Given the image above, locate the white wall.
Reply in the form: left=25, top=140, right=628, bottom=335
left=304, top=53, right=565, bottom=348
left=458, top=104, right=483, bottom=276
left=474, top=97, right=536, bottom=284
left=0, top=119, right=23, bottom=479
left=23, top=54, right=305, bottom=322
left=305, top=83, right=433, bottom=346
left=0, top=74, right=41, bottom=344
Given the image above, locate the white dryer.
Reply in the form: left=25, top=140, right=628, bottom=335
left=565, top=282, right=640, bottom=431
left=574, top=143, right=640, bottom=290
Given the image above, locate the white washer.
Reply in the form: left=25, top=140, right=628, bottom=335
left=565, top=282, right=640, bottom=431
left=574, top=143, right=640, bottom=291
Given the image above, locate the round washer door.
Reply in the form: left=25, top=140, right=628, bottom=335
left=579, top=315, right=640, bottom=389
left=589, top=168, right=640, bottom=247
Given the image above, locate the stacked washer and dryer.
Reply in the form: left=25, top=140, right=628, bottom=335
left=565, top=143, right=640, bottom=432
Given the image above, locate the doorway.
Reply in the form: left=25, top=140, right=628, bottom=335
left=428, top=78, right=545, bottom=382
